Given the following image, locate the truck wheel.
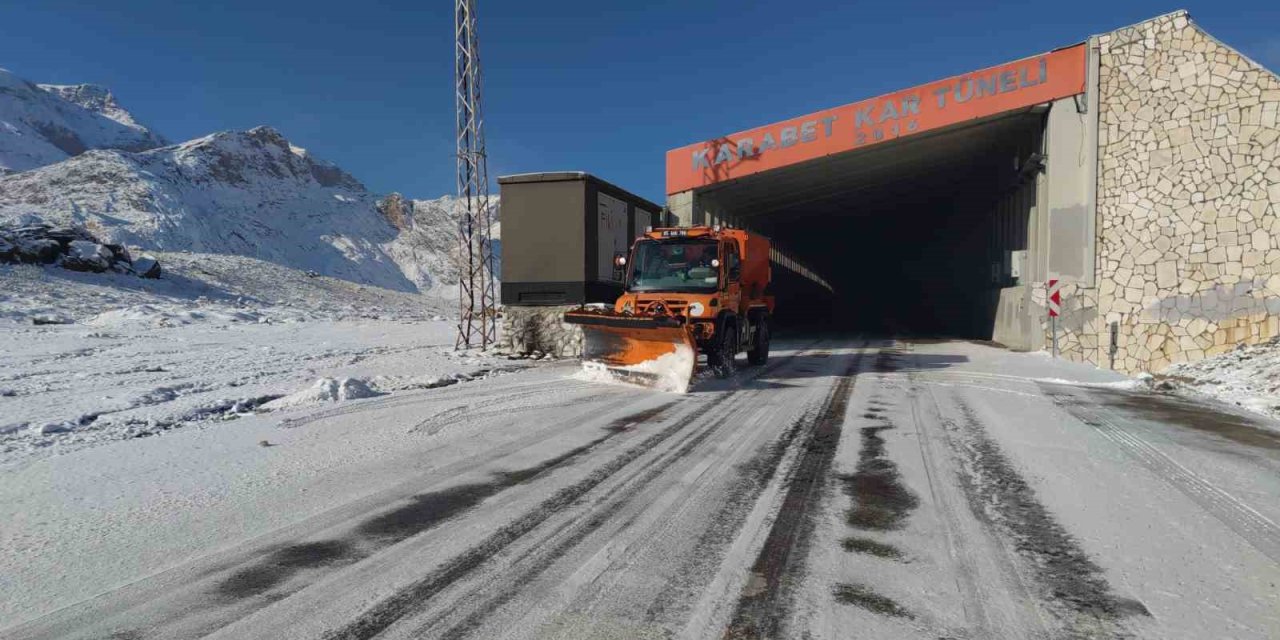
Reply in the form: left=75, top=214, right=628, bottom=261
left=713, top=324, right=738, bottom=378
left=748, top=320, right=770, bottom=365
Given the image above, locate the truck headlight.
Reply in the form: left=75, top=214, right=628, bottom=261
left=622, top=301, right=633, bottom=314
left=688, top=302, right=705, bottom=317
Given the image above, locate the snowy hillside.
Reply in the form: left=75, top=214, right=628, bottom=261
left=384, top=193, right=500, bottom=290
left=0, top=67, right=499, bottom=327
left=0, top=68, right=165, bottom=174
left=0, top=126, right=487, bottom=294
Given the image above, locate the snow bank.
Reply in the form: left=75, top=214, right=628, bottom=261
left=88, top=303, right=266, bottom=327
left=1162, top=337, right=1280, bottom=420
left=574, top=345, right=695, bottom=394
left=1033, top=373, right=1155, bottom=392
left=1039, top=338, right=1280, bottom=421
left=263, top=377, right=383, bottom=410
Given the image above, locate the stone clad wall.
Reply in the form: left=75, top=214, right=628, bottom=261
left=1055, top=11, right=1280, bottom=372
left=501, top=305, right=584, bottom=357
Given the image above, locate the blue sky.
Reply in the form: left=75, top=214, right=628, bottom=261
left=1, top=1, right=1277, bottom=203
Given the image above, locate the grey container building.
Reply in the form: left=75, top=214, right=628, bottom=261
left=499, top=172, right=662, bottom=306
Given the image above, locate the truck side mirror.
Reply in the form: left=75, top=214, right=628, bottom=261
left=614, top=254, right=627, bottom=267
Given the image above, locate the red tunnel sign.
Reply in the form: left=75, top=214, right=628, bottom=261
left=665, top=44, right=1087, bottom=195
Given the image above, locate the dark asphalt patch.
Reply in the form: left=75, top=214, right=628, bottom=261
left=217, top=541, right=356, bottom=599
left=840, top=536, right=904, bottom=560
left=604, top=402, right=678, bottom=432
left=357, top=483, right=499, bottom=542
left=1085, top=387, right=1280, bottom=451
left=832, top=582, right=913, bottom=618
left=722, top=353, right=862, bottom=640
left=211, top=403, right=676, bottom=603
left=841, top=424, right=919, bottom=531
left=875, top=348, right=906, bottom=365
left=947, top=400, right=1146, bottom=625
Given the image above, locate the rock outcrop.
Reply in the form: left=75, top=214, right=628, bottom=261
left=0, top=68, right=165, bottom=174
left=0, top=221, right=154, bottom=275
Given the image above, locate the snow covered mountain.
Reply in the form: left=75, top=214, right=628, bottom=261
left=0, top=68, right=166, bottom=175
left=0, top=126, right=466, bottom=292
left=38, top=83, right=159, bottom=134
left=0, top=67, right=492, bottom=304
left=384, top=193, right=500, bottom=290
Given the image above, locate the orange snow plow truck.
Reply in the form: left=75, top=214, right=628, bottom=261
left=563, top=225, right=773, bottom=392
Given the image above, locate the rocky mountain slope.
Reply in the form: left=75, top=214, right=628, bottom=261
left=0, top=126, right=425, bottom=292
left=38, top=83, right=159, bottom=134
left=0, top=68, right=496, bottom=302
left=383, top=193, right=500, bottom=291
left=0, top=68, right=166, bottom=174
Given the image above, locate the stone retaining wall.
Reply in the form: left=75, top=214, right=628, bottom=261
left=501, top=305, right=584, bottom=357
left=1055, top=11, right=1280, bottom=372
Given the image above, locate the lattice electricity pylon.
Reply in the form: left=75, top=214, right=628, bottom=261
left=454, top=0, right=497, bottom=349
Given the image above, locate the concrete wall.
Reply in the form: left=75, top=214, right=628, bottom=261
left=988, top=195, right=1048, bottom=349
left=1046, top=51, right=1101, bottom=285
left=999, top=61, right=1102, bottom=354
left=668, top=189, right=739, bottom=227
left=990, top=177, right=1044, bottom=350
left=668, top=190, right=693, bottom=225
left=988, top=117, right=1050, bottom=350
left=992, top=285, right=1041, bottom=349
left=1054, top=11, right=1280, bottom=372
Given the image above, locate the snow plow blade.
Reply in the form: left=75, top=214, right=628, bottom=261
left=563, top=309, right=697, bottom=393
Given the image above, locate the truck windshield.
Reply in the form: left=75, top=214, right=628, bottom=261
left=628, top=239, right=719, bottom=292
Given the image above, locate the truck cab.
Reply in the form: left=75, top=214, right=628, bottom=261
left=613, top=226, right=773, bottom=375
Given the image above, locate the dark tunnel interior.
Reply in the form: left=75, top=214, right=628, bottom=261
left=711, top=111, right=1047, bottom=339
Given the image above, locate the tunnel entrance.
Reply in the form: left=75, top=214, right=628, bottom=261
left=695, top=111, right=1046, bottom=339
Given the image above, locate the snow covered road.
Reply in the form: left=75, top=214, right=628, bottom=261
left=2, top=337, right=1278, bottom=639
